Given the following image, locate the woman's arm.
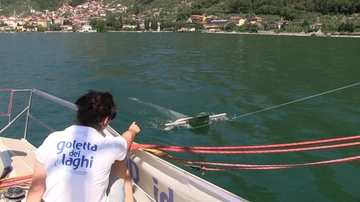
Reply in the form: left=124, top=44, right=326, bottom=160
left=122, top=122, right=140, bottom=150
left=27, top=160, right=46, bottom=202
left=109, top=160, right=134, bottom=202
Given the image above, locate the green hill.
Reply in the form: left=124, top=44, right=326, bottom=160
left=1, top=0, right=360, bottom=19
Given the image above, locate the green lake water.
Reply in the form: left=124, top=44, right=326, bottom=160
left=1, top=32, right=360, bottom=202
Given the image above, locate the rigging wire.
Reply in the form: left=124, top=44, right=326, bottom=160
left=231, top=81, right=360, bottom=120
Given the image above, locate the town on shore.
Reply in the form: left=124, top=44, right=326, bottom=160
left=1, top=0, right=359, bottom=37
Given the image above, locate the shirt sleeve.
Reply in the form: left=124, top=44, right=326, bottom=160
left=36, top=135, right=52, bottom=165
left=112, top=136, right=128, bottom=161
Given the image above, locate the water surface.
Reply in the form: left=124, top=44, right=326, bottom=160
left=1, top=32, right=360, bottom=202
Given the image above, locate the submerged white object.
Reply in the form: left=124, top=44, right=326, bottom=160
left=164, top=113, right=227, bottom=127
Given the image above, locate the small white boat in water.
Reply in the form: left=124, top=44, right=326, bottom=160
left=0, top=88, right=247, bottom=202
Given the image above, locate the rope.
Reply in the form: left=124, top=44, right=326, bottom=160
left=200, top=155, right=360, bottom=171
left=0, top=175, right=32, bottom=189
left=130, top=135, right=360, bottom=153
left=133, top=141, right=360, bottom=154
left=131, top=134, right=360, bottom=172
left=131, top=143, right=197, bottom=170
left=231, top=81, right=360, bottom=119
left=144, top=150, right=360, bottom=171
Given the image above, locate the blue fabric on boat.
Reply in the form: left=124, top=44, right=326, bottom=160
left=107, top=175, right=125, bottom=202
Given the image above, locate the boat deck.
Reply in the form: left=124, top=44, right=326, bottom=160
left=0, top=137, right=35, bottom=202
left=0, top=137, right=36, bottom=178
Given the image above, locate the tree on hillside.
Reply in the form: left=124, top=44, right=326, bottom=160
left=50, top=23, right=61, bottom=31
left=133, top=0, right=140, bottom=15
left=96, top=20, right=107, bottom=32
left=33, top=0, right=61, bottom=11
left=151, top=20, right=158, bottom=30
left=69, top=0, right=86, bottom=7
left=106, top=12, right=116, bottom=27
left=144, top=19, right=150, bottom=30
left=114, top=16, right=123, bottom=31
left=176, top=7, right=191, bottom=22
left=90, top=19, right=98, bottom=29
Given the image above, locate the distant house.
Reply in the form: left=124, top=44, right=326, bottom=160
left=122, top=24, right=136, bottom=29
left=210, top=19, right=228, bottom=26
left=310, top=23, right=322, bottom=30
left=135, top=14, right=146, bottom=20
left=3, top=20, right=17, bottom=29
left=0, top=15, right=7, bottom=22
left=35, top=20, right=51, bottom=28
left=275, top=20, right=288, bottom=29
left=251, top=16, right=262, bottom=22
left=54, top=17, right=65, bottom=25
left=26, top=26, right=37, bottom=32
left=230, top=16, right=245, bottom=26
left=204, top=19, right=228, bottom=30
left=16, top=25, right=25, bottom=32
left=267, top=23, right=278, bottom=29
left=78, top=24, right=96, bottom=32
left=187, top=15, right=206, bottom=24
left=60, top=25, right=72, bottom=31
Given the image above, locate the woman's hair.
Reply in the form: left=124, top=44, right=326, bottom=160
left=74, top=89, right=117, bottom=130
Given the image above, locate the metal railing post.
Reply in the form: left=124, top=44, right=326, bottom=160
left=23, top=89, right=34, bottom=140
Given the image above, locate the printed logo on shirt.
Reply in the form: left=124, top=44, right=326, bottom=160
left=54, top=140, right=98, bottom=175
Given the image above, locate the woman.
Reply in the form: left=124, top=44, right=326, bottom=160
left=27, top=89, right=140, bottom=202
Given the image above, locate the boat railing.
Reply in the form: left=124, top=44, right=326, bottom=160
left=0, top=89, right=32, bottom=137
left=0, top=88, right=120, bottom=142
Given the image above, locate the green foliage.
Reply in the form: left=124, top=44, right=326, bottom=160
left=50, top=23, right=61, bottom=31
left=33, top=0, right=62, bottom=11
left=338, top=22, right=355, bottom=32
left=90, top=19, right=98, bottom=29
left=63, top=19, right=72, bottom=25
left=133, top=2, right=139, bottom=15
left=224, top=22, right=236, bottom=31
left=123, top=19, right=137, bottom=25
left=114, top=16, right=123, bottom=30
left=69, top=0, right=86, bottom=7
left=176, top=7, right=191, bottom=22
left=224, top=0, right=251, bottom=14
left=0, top=0, right=31, bottom=16
left=96, top=20, right=107, bottom=32
left=106, top=12, right=116, bottom=27
left=2, top=0, right=360, bottom=22
left=2, top=0, right=360, bottom=35
left=144, top=19, right=150, bottom=30
left=150, top=20, right=158, bottom=30
left=282, top=21, right=303, bottom=33
left=37, top=25, right=47, bottom=32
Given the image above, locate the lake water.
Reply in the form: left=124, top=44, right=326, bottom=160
left=1, top=32, right=360, bottom=202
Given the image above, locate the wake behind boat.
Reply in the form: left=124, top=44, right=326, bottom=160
left=0, top=88, right=247, bottom=202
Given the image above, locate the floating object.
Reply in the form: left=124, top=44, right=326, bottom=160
left=164, top=113, right=227, bottom=128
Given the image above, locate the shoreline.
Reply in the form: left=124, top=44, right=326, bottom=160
left=2, top=29, right=360, bottom=38
left=212, top=30, right=360, bottom=38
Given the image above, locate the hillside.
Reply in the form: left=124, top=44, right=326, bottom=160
left=1, top=0, right=360, bottom=34
left=1, top=0, right=360, bottom=20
